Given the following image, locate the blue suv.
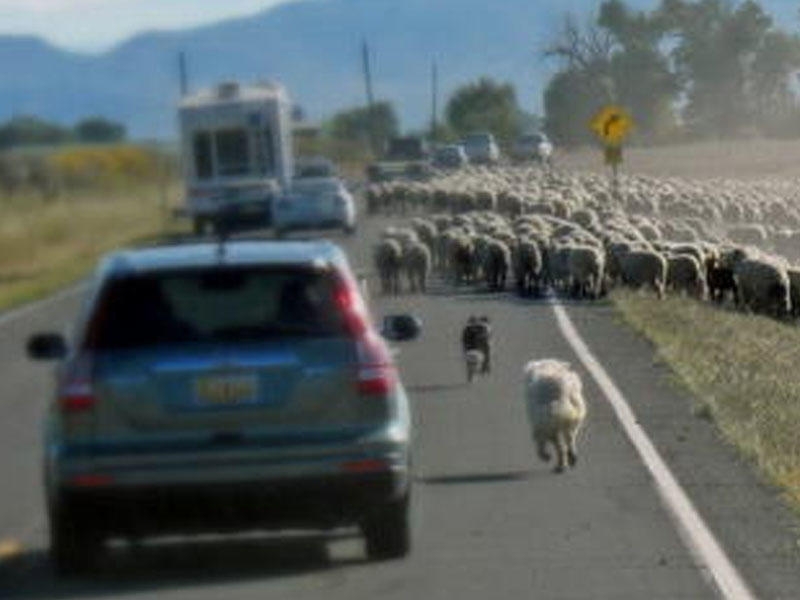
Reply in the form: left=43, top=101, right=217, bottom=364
left=28, top=239, right=420, bottom=574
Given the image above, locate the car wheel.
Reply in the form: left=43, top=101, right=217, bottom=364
left=362, top=495, right=410, bottom=560
left=344, top=224, right=357, bottom=236
left=50, top=499, right=103, bottom=576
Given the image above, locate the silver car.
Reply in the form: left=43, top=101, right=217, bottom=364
left=462, top=132, right=501, bottom=165
left=511, top=132, right=553, bottom=165
left=273, top=176, right=357, bottom=236
left=28, top=239, right=419, bottom=574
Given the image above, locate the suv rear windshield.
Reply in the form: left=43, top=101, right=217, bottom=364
left=84, top=267, right=347, bottom=350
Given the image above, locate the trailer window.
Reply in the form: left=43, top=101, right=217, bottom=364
left=193, top=132, right=213, bottom=180
left=216, top=128, right=250, bottom=176
left=255, top=126, right=275, bottom=176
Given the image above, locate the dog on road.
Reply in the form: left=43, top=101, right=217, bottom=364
left=462, top=316, right=492, bottom=383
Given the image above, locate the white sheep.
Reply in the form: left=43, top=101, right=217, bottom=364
left=734, top=257, right=791, bottom=317
left=666, top=254, right=707, bottom=299
left=523, top=359, right=587, bottom=474
left=619, top=250, right=668, bottom=299
left=403, top=241, right=432, bottom=293
left=567, top=245, right=605, bottom=299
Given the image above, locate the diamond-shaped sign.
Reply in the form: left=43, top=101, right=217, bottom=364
left=590, top=105, right=633, bottom=146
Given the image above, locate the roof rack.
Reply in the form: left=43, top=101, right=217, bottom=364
left=131, top=229, right=336, bottom=250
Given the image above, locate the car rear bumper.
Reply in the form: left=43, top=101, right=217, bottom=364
left=272, top=205, right=353, bottom=228
left=275, top=218, right=352, bottom=231
left=56, top=469, right=409, bottom=535
left=189, top=201, right=272, bottom=225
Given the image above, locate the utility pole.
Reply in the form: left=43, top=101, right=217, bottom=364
left=361, top=39, right=376, bottom=153
left=430, top=59, right=438, bottom=142
left=178, top=51, right=189, bottom=97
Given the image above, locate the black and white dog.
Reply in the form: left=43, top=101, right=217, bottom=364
left=461, top=316, right=492, bottom=382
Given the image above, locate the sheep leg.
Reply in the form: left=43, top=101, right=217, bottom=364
left=380, top=272, right=389, bottom=295
left=566, top=426, right=580, bottom=468
left=534, top=434, right=551, bottom=463
left=553, top=433, right=568, bottom=474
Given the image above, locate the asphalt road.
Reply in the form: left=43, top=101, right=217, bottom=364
left=1, top=211, right=800, bottom=599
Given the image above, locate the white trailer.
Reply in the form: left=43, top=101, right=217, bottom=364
left=178, top=81, right=294, bottom=233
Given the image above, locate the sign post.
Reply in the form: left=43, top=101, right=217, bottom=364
left=590, top=105, right=633, bottom=199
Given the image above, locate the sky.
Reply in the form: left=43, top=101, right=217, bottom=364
left=0, top=0, right=796, bottom=54
left=0, top=0, right=294, bottom=52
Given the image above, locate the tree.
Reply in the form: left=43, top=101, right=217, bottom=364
left=517, top=110, right=543, bottom=134
left=544, top=68, right=614, bottom=147
left=326, top=101, right=399, bottom=151
left=74, top=117, right=126, bottom=143
left=445, top=78, right=521, bottom=142
left=543, top=0, right=800, bottom=143
left=599, top=1, right=680, bottom=141
left=750, top=30, right=800, bottom=135
left=542, top=15, right=616, bottom=146
left=0, top=116, right=72, bottom=149
left=660, top=0, right=776, bottom=136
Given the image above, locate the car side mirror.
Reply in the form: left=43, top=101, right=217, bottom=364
left=381, top=315, right=422, bottom=342
left=27, top=333, right=68, bottom=360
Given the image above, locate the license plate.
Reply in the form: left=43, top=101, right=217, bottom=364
left=194, top=374, right=258, bottom=405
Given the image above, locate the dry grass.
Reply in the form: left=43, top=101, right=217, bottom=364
left=558, top=139, right=800, bottom=180
left=612, top=290, right=800, bottom=510
left=0, top=182, right=184, bottom=311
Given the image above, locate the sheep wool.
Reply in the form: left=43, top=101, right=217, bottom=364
left=523, top=359, right=587, bottom=474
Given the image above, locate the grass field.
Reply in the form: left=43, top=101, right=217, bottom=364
left=0, top=182, right=183, bottom=312
left=612, top=290, right=800, bottom=511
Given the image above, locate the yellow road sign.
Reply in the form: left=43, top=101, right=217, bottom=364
left=590, top=105, right=633, bottom=145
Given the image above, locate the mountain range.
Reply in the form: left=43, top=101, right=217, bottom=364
left=0, top=0, right=796, bottom=139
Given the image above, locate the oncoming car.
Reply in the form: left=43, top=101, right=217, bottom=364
left=461, top=132, right=501, bottom=165
left=511, top=132, right=553, bottom=165
left=432, top=144, right=469, bottom=169
left=28, top=239, right=420, bottom=574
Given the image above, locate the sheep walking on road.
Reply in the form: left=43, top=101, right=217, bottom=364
left=374, top=239, right=403, bottom=296
left=484, top=240, right=511, bottom=291
left=514, top=239, right=543, bottom=297
left=403, top=241, right=432, bottom=293
left=523, top=359, right=587, bottom=474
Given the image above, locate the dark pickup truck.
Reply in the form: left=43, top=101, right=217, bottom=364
left=366, top=137, right=433, bottom=183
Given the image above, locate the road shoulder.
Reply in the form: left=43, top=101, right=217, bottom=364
left=564, top=301, right=800, bottom=600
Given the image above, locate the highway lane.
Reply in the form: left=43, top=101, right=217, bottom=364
left=0, top=213, right=798, bottom=598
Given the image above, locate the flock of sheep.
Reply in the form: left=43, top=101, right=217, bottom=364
left=368, top=164, right=800, bottom=319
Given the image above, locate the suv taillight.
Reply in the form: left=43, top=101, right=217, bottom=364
left=334, top=272, right=396, bottom=396
left=59, top=381, right=96, bottom=413
left=58, top=356, right=96, bottom=414
left=356, top=334, right=396, bottom=396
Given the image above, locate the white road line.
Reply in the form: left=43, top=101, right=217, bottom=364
left=551, top=302, right=756, bottom=600
left=0, top=283, right=87, bottom=329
